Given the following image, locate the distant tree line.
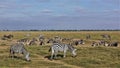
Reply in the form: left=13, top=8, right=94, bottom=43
left=0, top=29, right=120, bottom=31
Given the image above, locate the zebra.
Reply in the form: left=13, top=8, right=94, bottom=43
left=101, top=34, right=111, bottom=40
left=17, top=38, right=30, bottom=45
left=91, top=41, right=100, bottom=47
left=49, top=43, right=77, bottom=60
left=47, top=38, right=61, bottom=44
left=9, top=43, right=30, bottom=61
left=73, top=39, right=85, bottom=45
left=29, top=38, right=38, bottom=45
left=91, top=40, right=110, bottom=47
left=47, top=38, right=54, bottom=43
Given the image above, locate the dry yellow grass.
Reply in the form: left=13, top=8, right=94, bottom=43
left=0, top=31, right=120, bottom=68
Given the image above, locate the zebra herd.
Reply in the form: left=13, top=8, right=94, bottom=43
left=9, top=42, right=77, bottom=61
left=0, top=34, right=119, bottom=61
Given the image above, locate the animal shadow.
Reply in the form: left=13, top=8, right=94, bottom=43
left=9, top=56, right=31, bottom=62
left=44, top=54, right=63, bottom=60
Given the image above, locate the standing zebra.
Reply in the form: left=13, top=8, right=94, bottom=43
left=9, top=43, right=30, bottom=61
left=49, top=43, right=77, bottom=60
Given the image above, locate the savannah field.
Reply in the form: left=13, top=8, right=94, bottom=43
left=0, top=31, right=120, bottom=68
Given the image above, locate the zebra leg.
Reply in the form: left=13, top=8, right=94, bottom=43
left=9, top=53, right=12, bottom=58
left=63, top=50, right=66, bottom=58
left=11, top=51, right=14, bottom=59
left=11, top=53, right=14, bottom=59
left=54, top=51, right=58, bottom=59
left=50, top=49, right=54, bottom=60
left=50, top=53, right=53, bottom=60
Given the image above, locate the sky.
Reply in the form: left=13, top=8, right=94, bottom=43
left=0, top=0, right=120, bottom=30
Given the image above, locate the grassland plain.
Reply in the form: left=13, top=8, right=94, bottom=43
left=0, top=31, right=120, bottom=68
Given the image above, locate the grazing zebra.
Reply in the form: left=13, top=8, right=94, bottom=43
left=49, top=43, right=77, bottom=60
left=47, top=38, right=61, bottom=44
left=29, top=38, right=38, bottom=45
left=17, top=38, right=30, bottom=45
left=73, top=39, right=85, bottom=45
left=18, top=38, right=29, bottom=42
left=47, top=38, right=54, bottom=43
left=91, top=40, right=106, bottom=47
left=61, top=38, right=72, bottom=43
left=91, top=41, right=100, bottom=47
left=9, top=43, right=30, bottom=61
left=101, top=34, right=111, bottom=40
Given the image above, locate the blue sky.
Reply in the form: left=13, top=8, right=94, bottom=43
left=0, top=0, right=120, bottom=30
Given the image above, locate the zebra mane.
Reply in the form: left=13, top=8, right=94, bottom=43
left=17, top=43, right=28, bottom=55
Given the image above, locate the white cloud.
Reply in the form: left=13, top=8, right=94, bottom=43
left=40, top=9, right=53, bottom=13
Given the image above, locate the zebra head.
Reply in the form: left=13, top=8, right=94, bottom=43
left=67, top=44, right=77, bottom=57
left=72, top=49, right=77, bottom=57
left=25, top=52, right=30, bottom=61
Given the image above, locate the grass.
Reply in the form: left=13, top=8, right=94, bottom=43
left=0, top=31, right=120, bottom=68
left=61, top=47, right=120, bottom=68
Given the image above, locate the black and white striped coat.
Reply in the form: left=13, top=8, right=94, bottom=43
left=10, top=43, right=30, bottom=61
left=49, top=43, right=77, bottom=60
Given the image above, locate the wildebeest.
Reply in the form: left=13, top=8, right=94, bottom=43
left=49, top=43, right=77, bottom=60
left=9, top=43, right=30, bottom=61
left=1, top=34, right=13, bottom=40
